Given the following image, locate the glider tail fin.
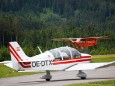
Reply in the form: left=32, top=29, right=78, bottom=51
left=9, top=42, right=30, bottom=71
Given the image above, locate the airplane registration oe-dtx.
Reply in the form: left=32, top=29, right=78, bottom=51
left=4, top=42, right=115, bottom=81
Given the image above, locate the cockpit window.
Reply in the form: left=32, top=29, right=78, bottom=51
left=49, top=49, right=61, bottom=60
left=49, top=46, right=81, bottom=60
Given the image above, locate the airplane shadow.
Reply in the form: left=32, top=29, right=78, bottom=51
left=19, top=77, right=115, bottom=85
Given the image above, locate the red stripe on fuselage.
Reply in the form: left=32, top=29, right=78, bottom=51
left=19, top=62, right=31, bottom=68
left=52, top=56, right=91, bottom=65
left=81, top=56, right=91, bottom=58
left=21, top=62, right=31, bottom=65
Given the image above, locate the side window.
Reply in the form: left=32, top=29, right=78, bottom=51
left=72, top=51, right=81, bottom=59
left=61, top=52, right=70, bottom=60
left=73, top=55, right=81, bottom=59
left=50, top=50, right=62, bottom=61
left=55, top=57, right=62, bottom=60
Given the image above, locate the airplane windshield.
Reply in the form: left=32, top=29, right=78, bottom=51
left=49, top=46, right=81, bottom=60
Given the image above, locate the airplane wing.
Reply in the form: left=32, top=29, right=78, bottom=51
left=52, top=36, right=111, bottom=42
left=52, top=38, right=74, bottom=42
left=65, top=61, right=115, bottom=71
left=52, top=38, right=83, bottom=42
left=87, top=36, right=111, bottom=40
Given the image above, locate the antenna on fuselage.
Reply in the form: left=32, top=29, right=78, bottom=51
left=37, top=46, right=43, bottom=54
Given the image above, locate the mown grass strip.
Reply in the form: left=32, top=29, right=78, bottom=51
left=65, top=80, right=115, bottom=86
left=92, top=54, right=115, bottom=62
left=0, top=64, right=40, bottom=78
left=93, top=54, right=115, bottom=58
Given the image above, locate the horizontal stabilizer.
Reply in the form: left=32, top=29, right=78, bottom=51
left=0, top=61, right=12, bottom=64
left=4, top=63, right=13, bottom=69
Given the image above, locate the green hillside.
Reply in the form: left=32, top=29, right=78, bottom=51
left=0, top=0, right=115, bottom=61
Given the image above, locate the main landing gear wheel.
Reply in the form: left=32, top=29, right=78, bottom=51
left=80, top=77, right=86, bottom=79
left=77, top=70, right=87, bottom=80
left=41, top=70, right=52, bottom=81
left=46, top=79, right=51, bottom=81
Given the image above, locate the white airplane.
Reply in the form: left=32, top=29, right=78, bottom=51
left=4, top=42, right=115, bottom=81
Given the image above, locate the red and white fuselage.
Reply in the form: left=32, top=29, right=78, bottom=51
left=9, top=42, right=92, bottom=71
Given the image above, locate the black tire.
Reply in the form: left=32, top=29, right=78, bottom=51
left=46, top=79, right=50, bottom=81
left=81, top=77, right=86, bottom=79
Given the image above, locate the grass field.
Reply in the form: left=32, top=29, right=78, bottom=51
left=92, top=54, right=115, bottom=62
left=93, top=54, right=115, bottom=58
left=0, top=54, right=115, bottom=78
left=66, top=80, right=115, bottom=86
left=0, top=64, right=41, bottom=78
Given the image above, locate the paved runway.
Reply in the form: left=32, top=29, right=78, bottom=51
left=0, top=66, right=115, bottom=86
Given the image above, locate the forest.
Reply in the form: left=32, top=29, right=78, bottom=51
left=0, top=0, right=115, bottom=61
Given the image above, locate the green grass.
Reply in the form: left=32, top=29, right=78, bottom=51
left=91, top=54, right=115, bottom=62
left=91, top=57, right=115, bottom=63
left=93, top=54, right=115, bottom=58
left=0, top=64, right=41, bottom=78
left=66, top=80, right=115, bottom=86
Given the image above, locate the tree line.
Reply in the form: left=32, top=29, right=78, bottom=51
left=0, top=0, right=115, bottom=61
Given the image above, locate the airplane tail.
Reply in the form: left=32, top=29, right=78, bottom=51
left=9, top=42, right=30, bottom=71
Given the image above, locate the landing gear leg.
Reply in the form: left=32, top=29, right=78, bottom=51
left=41, top=70, right=52, bottom=81
left=77, top=70, right=87, bottom=79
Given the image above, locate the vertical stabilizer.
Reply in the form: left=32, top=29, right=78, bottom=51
left=9, top=42, right=30, bottom=70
